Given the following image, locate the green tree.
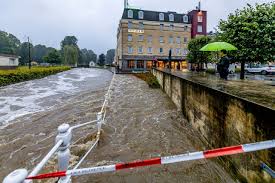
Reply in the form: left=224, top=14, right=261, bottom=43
left=0, top=30, right=21, bottom=54
left=218, top=2, right=275, bottom=63
left=187, top=36, right=212, bottom=66
left=63, top=45, right=78, bottom=66
left=43, top=50, right=62, bottom=65
left=106, top=49, right=115, bottom=65
left=18, top=42, right=33, bottom=65
left=98, top=54, right=105, bottom=66
left=61, top=36, right=78, bottom=49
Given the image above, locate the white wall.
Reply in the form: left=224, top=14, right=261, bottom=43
left=0, top=56, right=19, bottom=66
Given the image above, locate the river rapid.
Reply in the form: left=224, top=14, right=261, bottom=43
left=0, top=68, right=234, bottom=182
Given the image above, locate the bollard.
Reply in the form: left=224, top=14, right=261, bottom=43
left=97, top=112, right=103, bottom=137
left=56, top=124, right=72, bottom=183
left=3, top=169, right=28, bottom=183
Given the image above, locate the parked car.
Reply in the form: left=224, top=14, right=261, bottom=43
left=245, top=65, right=275, bottom=75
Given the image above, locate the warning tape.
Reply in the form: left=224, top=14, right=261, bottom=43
left=26, top=139, right=275, bottom=180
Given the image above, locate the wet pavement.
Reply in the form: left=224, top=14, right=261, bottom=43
left=0, top=69, right=235, bottom=182
left=157, top=68, right=275, bottom=110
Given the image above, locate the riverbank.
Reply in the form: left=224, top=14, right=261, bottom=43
left=0, top=66, right=71, bottom=87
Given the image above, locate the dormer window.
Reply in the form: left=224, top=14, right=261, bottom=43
left=159, top=13, right=164, bottom=21
left=128, top=10, right=133, bottom=18
left=169, top=14, right=174, bottom=22
left=183, top=15, right=189, bottom=23
left=138, top=11, right=144, bottom=19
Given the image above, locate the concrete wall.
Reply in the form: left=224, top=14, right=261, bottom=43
left=153, top=69, right=275, bottom=182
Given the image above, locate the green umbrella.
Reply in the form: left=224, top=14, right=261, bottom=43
left=200, top=42, right=238, bottom=51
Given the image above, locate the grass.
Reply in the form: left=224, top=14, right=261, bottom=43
left=133, top=72, right=160, bottom=88
left=0, top=66, right=71, bottom=87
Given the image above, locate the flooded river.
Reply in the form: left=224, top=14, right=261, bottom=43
left=0, top=68, right=234, bottom=182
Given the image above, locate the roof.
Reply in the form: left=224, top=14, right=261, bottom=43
left=0, top=53, right=20, bottom=58
left=122, top=8, right=191, bottom=24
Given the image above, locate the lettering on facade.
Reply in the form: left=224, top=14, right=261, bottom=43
left=128, top=29, right=144, bottom=34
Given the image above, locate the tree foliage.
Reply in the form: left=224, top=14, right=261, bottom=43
left=18, top=42, right=33, bottom=65
left=187, top=36, right=212, bottom=63
left=106, top=49, right=115, bottom=65
left=218, top=2, right=275, bottom=63
left=98, top=54, right=105, bottom=66
left=0, top=30, right=20, bottom=54
left=63, top=45, right=78, bottom=66
left=43, top=50, right=62, bottom=65
left=79, top=49, right=97, bottom=65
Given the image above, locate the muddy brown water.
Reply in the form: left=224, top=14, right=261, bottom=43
left=0, top=69, right=235, bottom=182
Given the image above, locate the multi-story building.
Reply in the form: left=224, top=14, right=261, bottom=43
left=115, top=2, right=207, bottom=72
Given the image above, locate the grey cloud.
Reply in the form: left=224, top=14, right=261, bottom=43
left=0, top=0, right=272, bottom=54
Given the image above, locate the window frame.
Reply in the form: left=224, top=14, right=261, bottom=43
left=148, top=47, right=153, bottom=54
left=138, top=35, right=144, bottom=42
left=128, top=46, right=133, bottom=54
left=159, top=36, right=164, bottom=43
left=159, top=13, right=164, bottom=21
left=183, top=15, right=189, bottom=23
left=138, top=11, right=144, bottom=19
left=139, top=22, right=144, bottom=30
left=138, top=46, right=143, bottom=54
left=128, top=34, right=133, bottom=42
left=128, top=21, right=133, bottom=29
left=128, top=10, right=133, bottom=18
left=176, top=37, right=181, bottom=44
left=197, top=25, right=203, bottom=33
left=169, top=14, right=174, bottom=22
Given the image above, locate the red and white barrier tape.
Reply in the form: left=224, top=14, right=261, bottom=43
left=26, top=139, right=275, bottom=180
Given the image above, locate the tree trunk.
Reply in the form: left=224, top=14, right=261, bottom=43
left=240, top=60, right=245, bottom=79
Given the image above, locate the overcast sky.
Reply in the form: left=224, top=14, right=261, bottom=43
left=0, top=0, right=272, bottom=54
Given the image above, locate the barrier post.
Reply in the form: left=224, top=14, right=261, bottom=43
left=56, top=124, right=72, bottom=183
left=97, top=112, right=103, bottom=137
left=3, top=169, right=28, bottom=183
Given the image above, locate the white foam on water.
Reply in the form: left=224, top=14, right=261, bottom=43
left=0, top=68, right=100, bottom=126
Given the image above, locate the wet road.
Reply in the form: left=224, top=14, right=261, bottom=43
left=0, top=69, right=234, bottom=182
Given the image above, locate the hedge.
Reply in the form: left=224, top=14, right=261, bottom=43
left=133, top=72, right=160, bottom=88
left=0, top=66, right=71, bottom=87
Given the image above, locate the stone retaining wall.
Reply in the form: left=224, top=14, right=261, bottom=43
left=153, top=68, right=275, bottom=183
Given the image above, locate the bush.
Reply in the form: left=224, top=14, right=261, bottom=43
left=0, top=66, right=71, bottom=87
left=133, top=72, right=160, bottom=88
left=205, top=68, right=216, bottom=75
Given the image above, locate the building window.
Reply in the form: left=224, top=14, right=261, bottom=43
left=137, top=61, right=144, bottom=69
left=184, top=26, right=188, bottom=31
left=128, top=60, right=135, bottom=68
left=148, top=47, right=153, bottom=53
left=138, top=11, right=144, bottom=19
left=176, top=37, right=181, bottom=44
left=176, top=48, right=181, bottom=55
left=128, top=21, right=133, bottom=29
left=198, top=15, right=203, bottom=23
left=138, top=46, right=143, bottom=53
left=128, top=34, right=133, bottom=42
left=169, top=14, right=174, bottom=21
left=9, top=58, right=15, bottom=65
left=198, top=25, right=203, bottom=33
left=146, top=61, right=152, bottom=69
left=159, top=36, right=164, bottom=43
left=160, top=24, right=164, bottom=31
left=138, top=35, right=144, bottom=41
left=139, top=22, right=144, bottom=29
left=183, top=15, right=189, bottom=23
left=170, top=24, right=174, bottom=30
left=159, top=13, right=164, bottom=21
left=184, top=37, right=188, bottom=43
left=169, top=36, right=173, bottom=44
left=183, top=48, right=188, bottom=55
left=128, top=10, right=133, bottom=18
left=128, top=46, right=133, bottom=54
left=159, top=48, right=163, bottom=54
left=148, top=35, right=152, bottom=43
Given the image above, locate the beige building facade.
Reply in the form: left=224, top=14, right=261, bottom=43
left=115, top=7, right=207, bottom=72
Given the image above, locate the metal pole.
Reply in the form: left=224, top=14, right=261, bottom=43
left=28, top=37, right=31, bottom=69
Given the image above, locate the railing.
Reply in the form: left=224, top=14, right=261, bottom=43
left=3, top=71, right=116, bottom=183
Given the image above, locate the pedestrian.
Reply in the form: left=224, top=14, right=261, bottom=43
left=218, top=50, right=231, bottom=80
